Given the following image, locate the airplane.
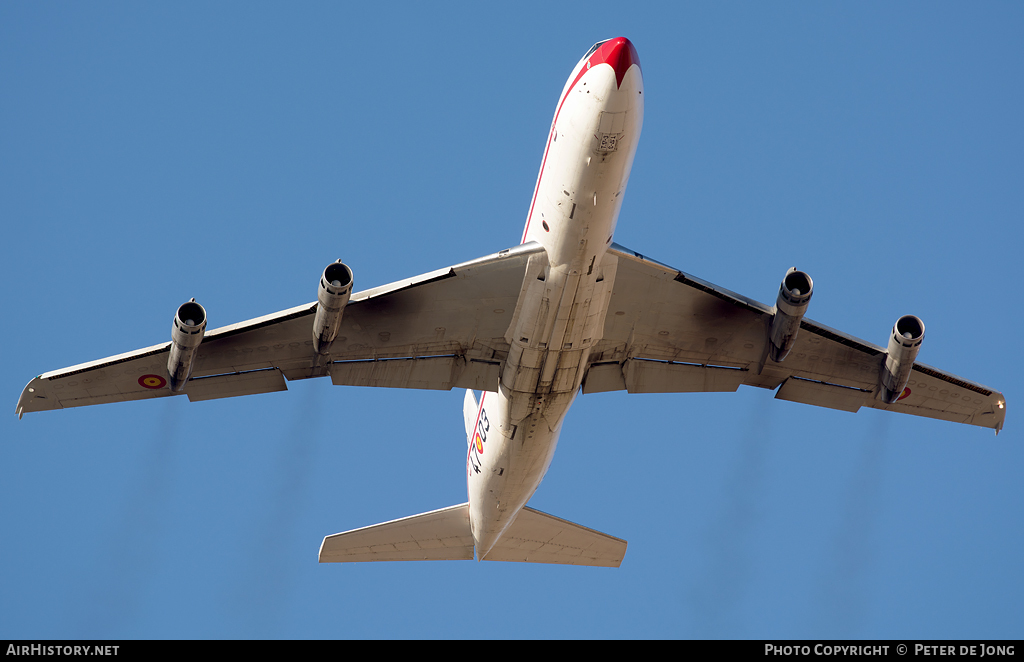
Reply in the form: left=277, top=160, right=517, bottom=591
left=16, top=37, right=1007, bottom=568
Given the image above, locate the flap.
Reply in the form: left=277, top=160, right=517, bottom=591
left=186, top=369, right=288, bottom=402
left=775, top=377, right=870, bottom=413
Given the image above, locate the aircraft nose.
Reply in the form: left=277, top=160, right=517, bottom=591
left=591, top=37, right=641, bottom=88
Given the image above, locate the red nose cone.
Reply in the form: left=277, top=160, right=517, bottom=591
left=591, top=37, right=641, bottom=88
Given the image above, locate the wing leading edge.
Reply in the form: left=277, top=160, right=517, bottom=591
left=582, top=244, right=1006, bottom=432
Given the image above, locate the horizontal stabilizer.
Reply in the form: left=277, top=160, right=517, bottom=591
left=483, top=506, right=627, bottom=567
left=318, top=503, right=473, bottom=563
left=319, top=502, right=627, bottom=567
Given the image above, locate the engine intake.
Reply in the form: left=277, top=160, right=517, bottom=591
left=768, top=268, right=813, bottom=362
left=167, top=299, right=207, bottom=392
left=312, top=260, right=354, bottom=355
left=881, top=314, right=925, bottom=404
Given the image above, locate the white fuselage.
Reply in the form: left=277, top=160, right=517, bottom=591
left=466, top=40, right=644, bottom=558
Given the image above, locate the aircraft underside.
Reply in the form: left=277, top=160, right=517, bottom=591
left=17, top=37, right=1005, bottom=568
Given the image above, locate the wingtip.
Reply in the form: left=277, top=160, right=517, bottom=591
left=317, top=535, right=329, bottom=563
left=16, top=377, right=37, bottom=419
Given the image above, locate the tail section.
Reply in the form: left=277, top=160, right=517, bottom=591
left=319, top=500, right=627, bottom=567
left=321, top=392, right=625, bottom=567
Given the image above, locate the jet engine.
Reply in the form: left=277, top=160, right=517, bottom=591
left=881, top=314, right=925, bottom=404
left=312, top=260, right=354, bottom=355
left=768, top=267, right=813, bottom=362
left=167, top=299, right=207, bottom=392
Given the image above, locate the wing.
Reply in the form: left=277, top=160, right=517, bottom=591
left=582, top=244, right=1006, bottom=432
left=16, top=243, right=545, bottom=417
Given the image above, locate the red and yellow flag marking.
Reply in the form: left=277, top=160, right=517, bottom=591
left=138, top=374, right=166, bottom=389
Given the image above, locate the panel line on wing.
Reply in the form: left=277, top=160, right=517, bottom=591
left=46, top=345, right=171, bottom=380
left=631, top=357, right=747, bottom=371
left=788, top=375, right=873, bottom=393
left=912, top=364, right=993, bottom=396
left=672, top=272, right=766, bottom=316
left=800, top=320, right=883, bottom=357
left=352, top=269, right=457, bottom=301
left=189, top=366, right=280, bottom=382
left=330, top=354, right=461, bottom=365
left=204, top=303, right=319, bottom=343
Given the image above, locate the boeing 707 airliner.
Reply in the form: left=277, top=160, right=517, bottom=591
left=17, top=38, right=1006, bottom=567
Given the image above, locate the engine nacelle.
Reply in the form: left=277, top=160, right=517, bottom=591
left=881, top=314, right=925, bottom=404
left=768, top=267, right=813, bottom=362
left=167, top=299, right=207, bottom=392
left=312, top=260, right=354, bottom=355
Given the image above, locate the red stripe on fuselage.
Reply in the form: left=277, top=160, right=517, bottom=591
left=520, top=38, right=641, bottom=244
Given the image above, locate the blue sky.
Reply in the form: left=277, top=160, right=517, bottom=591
left=2, top=2, right=1022, bottom=639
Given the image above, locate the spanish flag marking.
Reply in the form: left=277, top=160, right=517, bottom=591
left=139, top=374, right=167, bottom=389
